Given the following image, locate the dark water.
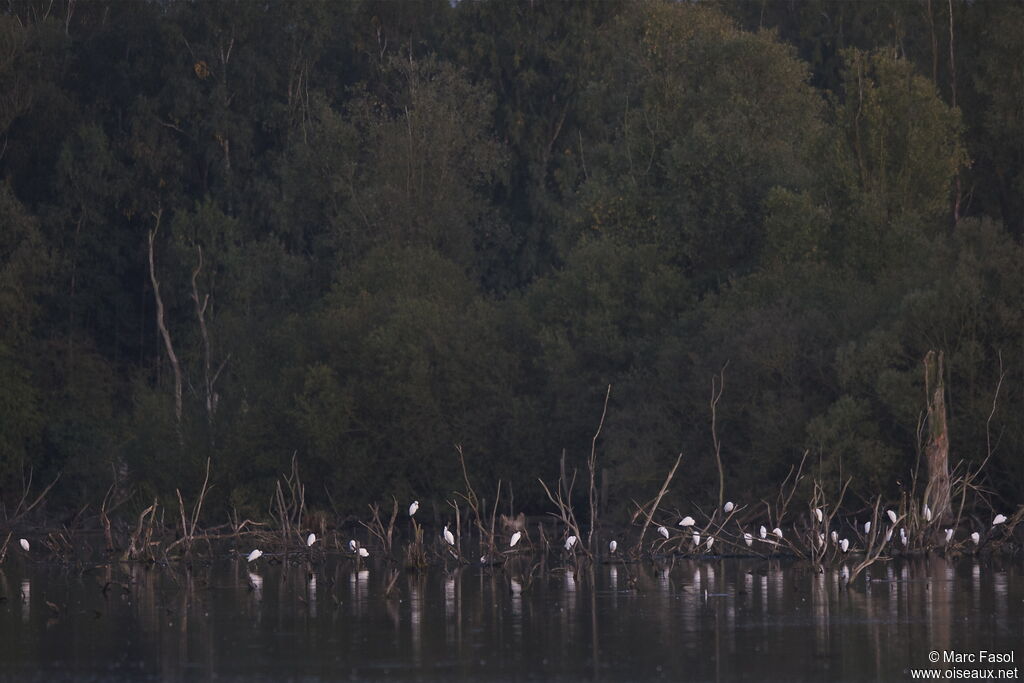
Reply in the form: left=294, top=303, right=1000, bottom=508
left=0, top=555, right=1020, bottom=682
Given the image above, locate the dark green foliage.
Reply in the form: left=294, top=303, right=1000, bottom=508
left=0, top=0, right=1021, bottom=520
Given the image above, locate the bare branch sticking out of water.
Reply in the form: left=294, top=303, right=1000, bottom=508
left=632, top=453, right=682, bottom=557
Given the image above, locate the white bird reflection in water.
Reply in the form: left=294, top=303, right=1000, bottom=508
left=247, top=572, right=263, bottom=598
left=409, top=579, right=423, bottom=666
left=564, top=570, right=578, bottom=621
left=972, top=563, right=982, bottom=610
left=992, top=570, right=1007, bottom=624
left=608, top=566, right=618, bottom=591
left=510, top=578, right=523, bottom=641
left=812, top=571, right=829, bottom=653
left=772, top=569, right=784, bottom=609
left=445, top=575, right=456, bottom=619
left=21, top=579, right=30, bottom=623
left=307, top=574, right=317, bottom=618
left=350, top=569, right=369, bottom=616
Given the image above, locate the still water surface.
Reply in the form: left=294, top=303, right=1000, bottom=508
left=0, top=555, right=1020, bottom=681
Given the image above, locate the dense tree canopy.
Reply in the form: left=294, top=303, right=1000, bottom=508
left=0, top=0, right=1020, bottom=522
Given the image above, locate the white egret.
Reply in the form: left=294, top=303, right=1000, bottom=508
left=679, top=516, right=695, bottom=527
left=900, top=528, right=907, bottom=546
left=565, top=535, right=578, bottom=551
left=443, top=526, right=455, bottom=546
left=657, top=525, right=669, bottom=539
left=743, top=532, right=753, bottom=547
left=814, top=508, right=823, bottom=523
left=19, top=539, right=29, bottom=552
left=772, top=527, right=783, bottom=540
left=510, top=531, right=522, bottom=548
left=840, top=538, right=850, bottom=553
left=358, top=547, right=370, bottom=558
left=886, top=509, right=897, bottom=524
left=692, top=532, right=701, bottom=547
left=992, top=514, right=1007, bottom=526
left=306, top=533, right=317, bottom=547
left=884, top=528, right=893, bottom=543
left=863, top=521, right=871, bottom=534
left=759, top=525, right=767, bottom=539
left=944, top=528, right=953, bottom=543
left=970, top=532, right=980, bottom=545
left=609, top=540, right=617, bottom=554
left=409, top=500, right=419, bottom=517
left=923, top=504, right=932, bottom=522
left=348, top=540, right=357, bottom=552
left=706, top=536, right=715, bottom=550
left=830, top=530, right=839, bottom=544
left=723, top=501, right=734, bottom=513
left=246, top=549, right=263, bottom=563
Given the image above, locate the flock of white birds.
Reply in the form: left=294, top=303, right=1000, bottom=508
left=9, top=499, right=1010, bottom=565
left=233, top=501, right=1012, bottom=565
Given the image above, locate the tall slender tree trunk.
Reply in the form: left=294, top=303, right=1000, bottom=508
left=148, top=209, right=183, bottom=444
left=923, top=350, right=951, bottom=523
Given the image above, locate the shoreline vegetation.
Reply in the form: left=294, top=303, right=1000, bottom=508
left=3, top=391, right=1019, bottom=586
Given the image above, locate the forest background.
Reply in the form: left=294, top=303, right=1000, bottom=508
left=0, top=0, right=1020, bottom=524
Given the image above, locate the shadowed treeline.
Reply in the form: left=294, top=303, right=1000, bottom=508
left=0, top=0, right=1020, bottom=523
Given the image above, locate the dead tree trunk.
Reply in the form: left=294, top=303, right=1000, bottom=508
left=190, top=244, right=228, bottom=433
left=923, top=350, right=951, bottom=523
left=148, top=209, right=183, bottom=442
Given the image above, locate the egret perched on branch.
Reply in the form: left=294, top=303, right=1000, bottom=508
left=358, top=547, right=370, bottom=558
left=723, top=502, right=734, bottom=513
left=306, top=533, right=317, bottom=547
left=409, top=501, right=419, bottom=517
left=759, top=525, right=767, bottom=540
left=19, top=539, right=29, bottom=552
left=970, top=532, right=980, bottom=545
left=609, top=540, right=617, bottom=554
left=565, top=535, right=578, bottom=551
left=992, top=514, right=1007, bottom=526
left=886, top=510, right=897, bottom=524
left=510, top=531, right=522, bottom=548
left=944, top=528, right=954, bottom=544
left=246, top=549, right=263, bottom=563
left=772, top=527, right=783, bottom=540
left=679, top=516, right=695, bottom=527
left=840, top=538, right=850, bottom=553
left=743, top=532, right=753, bottom=547
left=443, top=526, right=455, bottom=546
left=831, top=530, right=839, bottom=544
left=706, top=536, right=715, bottom=551
left=348, top=540, right=357, bottom=552
left=863, top=521, right=871, bottom=534
left=814, top=508, right=823, bottom=523
left=657, top=526, right=669, bottom=539
left=692, top=532, right=701, bottom=547
left=923, top=504, right=932, bottom=522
